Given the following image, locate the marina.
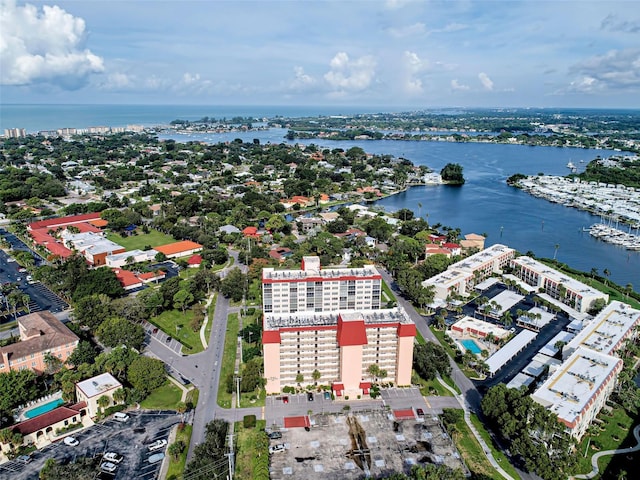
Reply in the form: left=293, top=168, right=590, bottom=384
left=588, top=223, right=640, bottom=251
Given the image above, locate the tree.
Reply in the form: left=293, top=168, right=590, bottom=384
left=295, top=373, right=304, bottom=385
left=127, top=356, right=166, bottom=395
left=112, top=388, right=126, bottom=405
left=43, top=351, right=63, bottom=375
left=173, top=289, right=195, bottom=314
left=67, top=340, right=97, bottom=366
left=97, top=395, right=110, bottom=413
left=413, top=343, right=451, bottom=380
left=603, top=268, right=611, bottom=286
left=220, top=268, right=246, bottom=302
left=168, top=440, right=186, bottom=460
left=312, top=369, right=321, bottom=384
left=440, top=163, right=465, bottom=185
left=96, top=317, right=145, bottom=351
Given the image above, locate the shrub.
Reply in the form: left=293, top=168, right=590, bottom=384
left=243, top=415, right=256, bottom=428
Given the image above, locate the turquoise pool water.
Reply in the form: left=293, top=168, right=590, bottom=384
left=25, top=398, right=64, bottom=419
left=461, top=339, right=482, bottom=355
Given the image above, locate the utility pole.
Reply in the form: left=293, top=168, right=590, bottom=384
left=226, top=431, right=235, bottom=480
left=235, top=375, right=242, bottom=408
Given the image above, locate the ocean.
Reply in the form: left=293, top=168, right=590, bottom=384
left=0, top=104, right=408, bottom=133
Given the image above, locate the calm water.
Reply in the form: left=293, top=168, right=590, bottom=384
left=2, top=105, right=638, bottom=288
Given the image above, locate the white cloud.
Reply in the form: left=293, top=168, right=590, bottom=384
left=182, top=72, right=201, bottom=85
left=101, top=72, right=134, bottom=90
left=428, top=23, right=468, bottom=34
left=568, top=76, right=598, bottom=93
left=324, top=52, right=376, bottom=93
left=289, top=66, right=315, bottom=90
left=0, top=0, right=104, bottom=88
left=451, top=79, right=470, bottom=91
left=569, top=49, right=640, bottom=90
left=601, top=14, right=640, bottom=34
left=402, top=51, right=427, bottom=95
left=478, top=72, right=494, bottom=90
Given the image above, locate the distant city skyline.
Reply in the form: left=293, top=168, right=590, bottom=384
left=1, top=0, right=639, bottom=108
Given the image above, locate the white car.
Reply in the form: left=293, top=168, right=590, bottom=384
left=113, top=412, right=129, bottom=422
left=147, top=439, right=167, bottom=452
left=103, top=452, right=124, bottom=464
left=269, top=443, right=287, bottom=454
left=63, top=436, right=79, bottom=446
left=100, top=461, right=117, bottom=473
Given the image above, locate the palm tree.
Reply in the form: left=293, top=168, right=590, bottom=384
left=603, top=268, right=611, bottom=286
left=97, top=395, right=110, bottom=413
left=312, top=369, right=321, bottom=385
left=624, top=283, right=633, bottom=300
left=112, top=388, right=126, bottom=405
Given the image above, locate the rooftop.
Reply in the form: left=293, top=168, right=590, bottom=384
left=264, top=308, right=412, bottom=331
left=512, top=256, right=604, bottom=297
left=153, top=240, right=203, bottom=255
left=565, top=301, right=640, bottom=356
left=532, top=347, right=622, bottom=428
left=76, top=372, right=122, bottom=398
left=263, top=256, right=380, bottom=282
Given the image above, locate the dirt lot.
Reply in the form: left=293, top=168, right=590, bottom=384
left=268, top=409, right=466, bottom=479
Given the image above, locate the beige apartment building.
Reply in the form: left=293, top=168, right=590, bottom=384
left=262, top=257, right=415, bottom=397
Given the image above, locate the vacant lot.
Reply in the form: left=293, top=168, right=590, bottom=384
left=106, top=229, right=175, bottom=251
left=150, top=309, right=204, bottom=354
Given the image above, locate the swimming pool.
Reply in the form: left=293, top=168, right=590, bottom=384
left=24, top=398, right=64, bottom=419
left=461, top=339, right=483, bottom=355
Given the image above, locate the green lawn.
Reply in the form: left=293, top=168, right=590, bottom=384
left=381, top=280, right=397, bottom=305
left=166, top=424, right=192, bottom=479
left=235, top=420, right=268, bottom=480
left=140, top=381, right=182, bottom=410
left=204, top=293, right=217, bottom=343
left=217, top=312, right=240, bottom=408
left=469, top=414, right=521, bottom=480
left=105, top=228, right=175, bottom=251
left=150, top=309, right=204, bottom=354
left=417, top=376, right=454, bottom=397
left=575, top=405, right=637, bottom=476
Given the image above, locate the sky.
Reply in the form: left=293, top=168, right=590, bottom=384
left=1, top=0, right=639, bottom=108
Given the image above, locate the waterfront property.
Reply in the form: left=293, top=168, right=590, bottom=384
left=0, top=311, right=79, bottom=374
left=510, top=256, right=608, bottom=313
left=422, top=244, right=516, bottom=302
left=262, top=257, right=415, bottom=397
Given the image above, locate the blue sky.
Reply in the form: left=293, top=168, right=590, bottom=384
left=1, top=0, right=639, bottom=108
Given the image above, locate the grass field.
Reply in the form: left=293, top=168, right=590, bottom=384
left=217, top=312, right=240, bottom=408
left=235, top=419, right=267, bottom=480
left=448, top=410, right=506, bottom=480
left=105, top=229, right=175, bottom=251
left=140, top=381, right=182, bottom=410
left=166, top=424, right=192, bottom=479
left=381, top=280, right=397, bottom=305
left=575, top=405, right=637, bottom=476
left=150, top=309, right=204, bottom=354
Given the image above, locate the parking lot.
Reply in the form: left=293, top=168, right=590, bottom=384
left=1, top=411, right=180, bottom=480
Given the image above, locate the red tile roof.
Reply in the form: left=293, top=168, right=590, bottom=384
left=113, top=269, right=142, bottom=287
left=11, top=402, right=86, bottom=436
left=393, top=408, right=415, bottom=420
left=28, top=213, right=102, bottom=230
left=153, top=240, right=203, bottom=256
left=187, top=254, right=202, bottom=265
left=397, top=324, right=416, bottom=338
left=262, top=331, right=281, bottom=344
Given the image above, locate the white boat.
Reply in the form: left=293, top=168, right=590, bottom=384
left=566, top=162, right=575, bottom=169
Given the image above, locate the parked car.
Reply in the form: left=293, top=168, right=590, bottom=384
left=323, top=391, right=331, bottom=400
left=103, top=452, right=124, bottom=464
left=148, top=439, right=168, bottom=452
left=307, top=392, right=314, bottom=401
left=16, top=455, right=32, bottom=464
left=282, top=396, right=289, bottom=404
left=268, top=431, right=282, bottom=440
left=148, top=452, right=165, bottom=464
left=113, top=412, right=129, bottom=422
left=63, top=436, right=79, bottom=446
left=269, top=443, right=286, bottom=454
left=416, top=408, right=425, bottom=417
left=100, top=462, right=117, bottom=473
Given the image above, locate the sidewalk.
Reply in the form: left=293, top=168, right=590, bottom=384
left=437, top=377, right=516, bottom=480
left=199, top=292, right=217, bottom=349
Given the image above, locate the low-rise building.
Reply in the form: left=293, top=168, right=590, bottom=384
left=510, top=256, right=608, bottom=313
left=75, top=372, right=123, bottom=417
left=153, top=240, right=203, bottom=259
left=0, top=312, right=79, bottom=374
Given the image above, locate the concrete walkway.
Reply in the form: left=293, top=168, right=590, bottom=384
left=437, top=377, right=516, bottom=480
left=199, top=292, right=217, bottom=349
left=167, top=374, right=190, bottom=402
left=572, top=423, right=640, bottom=479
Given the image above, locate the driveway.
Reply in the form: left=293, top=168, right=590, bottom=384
left=1, top=411, right=180, bottom=480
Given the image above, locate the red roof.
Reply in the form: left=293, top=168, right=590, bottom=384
left=114, top=269, right=142, bottom=287
left=359, top=382, right=371, bottom=388
left=138, top=271, right=165, bottom=281
left=45, top=242, right=73, bottom=258
left=153, top=240, right=203, bottom=256
left=397, top=324, right=416, bottom=337
left=393, top=408, right=416, bottom=420
left=11, top=402, right=86, bottom=436
left=337, top=316, right=368, bottom=347
left=262, top=331, right=281, bottom=344
left=442, top=243, right=460, bottom=249
left=71, top=222, right=102, bottom=234
left=332, top=383, right=344, bottom=391
left=284, top=415, right=311, bottom=428
left=187, top=254, right=202, bottom=265
left=28, top=213, right=102, bottom=230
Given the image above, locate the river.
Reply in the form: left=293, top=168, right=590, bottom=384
left=160, top=130, right=639, bottom=288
